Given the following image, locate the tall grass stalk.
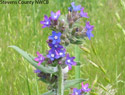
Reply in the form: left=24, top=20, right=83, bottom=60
left=35, top=75, right=39, bottom=95
left=33, top=2, right=36, bottom=35
left=75, top=45, right=80, bottom=89
left=26, top=72, right=31, bottom=95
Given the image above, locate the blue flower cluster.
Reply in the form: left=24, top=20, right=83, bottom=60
left=35, top=2, right=94, bottom=70
left=69, top=2, right=94, bottom=40
left=47, top=31, right=65, bottom=61
left=46, top=31, right=76, bottom=70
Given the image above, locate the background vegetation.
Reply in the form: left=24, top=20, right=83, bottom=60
left=0, top=0, right=124, bottom=95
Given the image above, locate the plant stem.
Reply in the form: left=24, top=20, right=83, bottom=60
left=57, top=65, right=64, bottom=95
left=75, top=45, right=80, bottom=89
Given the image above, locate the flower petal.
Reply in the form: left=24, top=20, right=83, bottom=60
left=34, top=57, right=39, bottom=61
left=84, top=83, right=89, bottom=88
left=37, top=62, right=41, bottom=66
left=56, top=10, right=60, bottom=16
left=44, top=15, right=48, bottom=20
left=40, top=21, right=44, bottom=24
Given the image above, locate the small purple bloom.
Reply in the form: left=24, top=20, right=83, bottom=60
left=71, top=2, right=81, bottom=11
left=40, top=15, right=51, bottom=28
left=47, top=49, right=56, bottom=61
left=72, top=88, right=82, bottom=95
left=49, top=31, right=61, bottom=44
left=80, top=8, right=89, bottom=18
left=65, top=54, right=76, bottom=70
left=55, top=48, right=66, bottom=59
left=81, top=82, right=91, bottom=92
left=51, top=10, right=61, bottom=20
left=34, top=52, right=45, bottom=66
left=48, top=43, right=63, bottom=49
left=47, top=48, right=66, bottom=61
left=68, top=7, right=73, bottom=12
left=34, top=69, right=41, bottom=73
left=85, top=21, right=94, bottom=40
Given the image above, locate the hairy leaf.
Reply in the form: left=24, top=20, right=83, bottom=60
left=42, top=90, right=56, bottom=95
left=64, top=78, right=87, bottom=89
left=9, top=46, right=57, bottom=74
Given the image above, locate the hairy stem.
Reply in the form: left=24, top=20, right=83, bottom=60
left=57, top=65, right=64, bottom=95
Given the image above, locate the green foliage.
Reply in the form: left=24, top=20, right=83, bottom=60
left=64, top=78, right=87, bottom=89
left=9, top=46, right=57, bottom=74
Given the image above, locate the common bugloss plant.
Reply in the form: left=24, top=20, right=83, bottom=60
left=10, top=2, right=93, bottom=95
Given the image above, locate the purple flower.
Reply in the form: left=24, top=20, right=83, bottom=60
left=65, top=54, right=76, bottom=70
left=40, top=15, right=51, bottom=28
left=72, top=88, right=82, bottom=95
left=49, top=31, right=61, bottom=44
left=48, top=43, right=63, bottom=49
left=34, top=52, right=45, bottom=66
left=51, top=10, right=61, bottom=20
left=71, top=2, right=81, bottom=11
left=81, top=82, right=91, bottom=92
left=47, top=47, right=66, bottom=61
left=47, top=49, right=56, bottom=61
left=85, top=21, right=94, bottom=40
left=55, top=48, right=66, bottom=59
left=48, top=43, right=65, bottom=58
left=80, top=8, right=89, bottom=18
left=34, top=69, right=41, bottom=73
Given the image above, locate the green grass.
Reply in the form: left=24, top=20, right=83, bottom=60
left=0, top=0, right=125, bottom=95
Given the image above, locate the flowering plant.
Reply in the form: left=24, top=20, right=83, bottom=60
left=10, top=2, right=93, bottom=95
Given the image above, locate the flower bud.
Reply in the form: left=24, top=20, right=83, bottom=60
left=81, top=27, right=87, bottom=37
left=67, top=12, right=72, bottom=21
left=61, top=34, right=67, bottom=39
left=68, top=7, right=72, bottom=12
left=71, top=27, right=77, bottom=35
left=60, top=27, right=65, bottom=32
left=46, top=39, right=52, bottom=43
left=73, top=15, right=80, bottom=22
left=60, top=40, right=65, bottom=45
left=79, top=26, right=84, bottom=32
left=72, top=11, right=77, bottom=17
left=51, top=19, right=58, bottom=26
left=69, top=20, right=74, bottom=27
left=75, top=32, right=82, bottom=38
left=47, top=59, right=53, bottom=64
left=66, top=33, right=70, bottom=38
left=59, top=19, right=65, bottom=27
left=65, top=39, right=70, bottom=46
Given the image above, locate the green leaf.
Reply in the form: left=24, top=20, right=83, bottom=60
left=9, top=46, right=57, bottom=74
left=64, top=78, right=87, bottom=89
left=42, top=90, right=56, bottom=95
